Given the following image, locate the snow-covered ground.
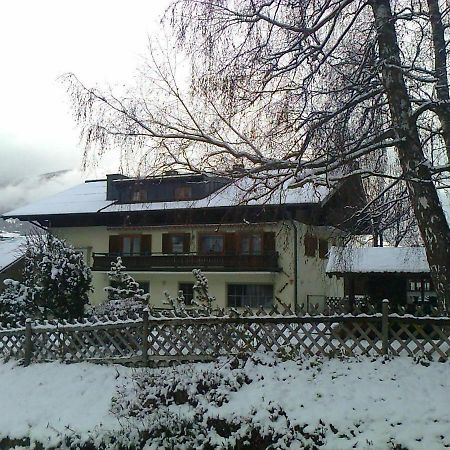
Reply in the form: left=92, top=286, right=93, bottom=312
left=0, top=356, right=448, bottom=449
left=0, top=361, right=133, bottom=448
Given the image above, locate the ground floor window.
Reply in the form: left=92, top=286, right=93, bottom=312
left=179, top=283, right=194, bottom=305
left=227, top=284, right=273, bottom=308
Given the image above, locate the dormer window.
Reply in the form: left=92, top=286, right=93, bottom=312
left=174, top=186, right=192, bottom=201
left=132, top=188, right=147, bottom=202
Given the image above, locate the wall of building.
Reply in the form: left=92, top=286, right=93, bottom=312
left=295, top=223, right=344, bottom=311
left=52, top=221, right=343, bottom=310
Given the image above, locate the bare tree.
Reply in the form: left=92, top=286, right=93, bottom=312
left=64, top=0, right=450, bottom=305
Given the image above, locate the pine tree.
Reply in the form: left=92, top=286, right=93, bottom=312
left=104, top=257, right=148, bottom=303
left=192, top=269, right=216, bottom=315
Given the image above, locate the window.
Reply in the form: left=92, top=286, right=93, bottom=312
left=200, top=235, right=224, bottom=254
left=174, top=186, right=192, bottom=200
left=408, top=280, right=422, bottom=292
left=162, top=233, right=190, bottom=254
left=123, top=236, right=141, bottom=256
left=109, top=235, right=152, bottom=256
left=179, top=283, right=194, bottom=305
left=304, top=235, right=318, bottom=257
left=132, top=189, right=147, bottom=202
left=318, top=239, right=328, bottom=259
left=240, top=234, right=263, bottom=255
left=408, top=279, right=434, bottom=292
left=227, top=284, right=273, bottom=308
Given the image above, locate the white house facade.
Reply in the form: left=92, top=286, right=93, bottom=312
left=3, top=173, right=367, bottom=310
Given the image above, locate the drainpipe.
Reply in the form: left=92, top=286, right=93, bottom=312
left=292, top=220, right=298, bottom=312
left=285, top=210, right=298, bottom=312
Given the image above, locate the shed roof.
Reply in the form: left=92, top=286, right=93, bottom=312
left=326, top=246, right=430, bottom=275
left=0, top=234, right=26, bottom=273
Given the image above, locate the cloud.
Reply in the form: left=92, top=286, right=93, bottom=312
left=0, top=169, right=85, bottom=214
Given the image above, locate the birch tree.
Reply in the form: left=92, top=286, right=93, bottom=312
left=65, top=0, right=450, bottom=305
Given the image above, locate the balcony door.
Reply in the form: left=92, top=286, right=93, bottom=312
left=199, top=232, right=275, bottom=256
left=162, top=233, right=191, bottom=254
left=109, top=235, right=152, bottom=256
left=240, top=234, right=263, bottom=255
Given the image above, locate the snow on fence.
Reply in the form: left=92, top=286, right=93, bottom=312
left=0, top=300, right=449, bottom=365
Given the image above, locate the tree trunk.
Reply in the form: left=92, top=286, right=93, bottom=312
left=370, top=0, right=450, bottom=308
left=427, top=0, right=450, bottom=163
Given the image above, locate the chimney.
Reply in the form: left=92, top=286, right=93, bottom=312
left=106, top=174, right=127, bottom=200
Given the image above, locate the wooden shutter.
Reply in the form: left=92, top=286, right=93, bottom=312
left=183, top=233, right=191, bottom=253
left=162, top=234, right=171, bottom=254
left=141, top=235, right=152, bottom=255
left=318, top=239, right=328, bottom=259
left=304, top=234, right=318, bottom=257
left=263, top=232, right=276, bottom=254
left=109, top=235, right=121, bottom=254
left=224, top=233, right=237, bottom=255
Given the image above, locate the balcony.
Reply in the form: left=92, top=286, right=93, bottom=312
left=92, top=252, right=280, bottom=272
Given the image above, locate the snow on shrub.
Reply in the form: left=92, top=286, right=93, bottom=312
left=0, top=233, right=92, bottom=323
left=108, top=354, right=450, bottom=450
left=0, top=279, right=34, bottom=327
left=104, top=257, right=149, bottom=303
left=86, top=257, right=149, bottom=318
left=22, top=233, right=92, bottom=319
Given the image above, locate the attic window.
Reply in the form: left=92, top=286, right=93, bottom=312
left=132, top=189, right=147, bottom=202
left=174, top=186, right=192, bottom=201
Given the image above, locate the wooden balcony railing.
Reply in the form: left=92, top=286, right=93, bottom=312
left=92, top=252, right=279, bottom=272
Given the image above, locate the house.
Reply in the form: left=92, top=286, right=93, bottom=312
left=0, top=232, right=26, bottom=292
left=326, top=246, right=436, bottom=309
left=2, top=172, right=366, bottom=310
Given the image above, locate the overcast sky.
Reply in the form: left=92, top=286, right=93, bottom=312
left=0, top=0, right=170, bottom=212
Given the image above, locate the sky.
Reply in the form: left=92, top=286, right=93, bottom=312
left=0, top=0, right=170, bottom=213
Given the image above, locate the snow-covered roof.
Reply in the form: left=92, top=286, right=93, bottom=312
left=0, top=234, right=26, bottom=273
left=3, top=181, right=112, bottom=217
left=3, top=176, right=329, bottom=218
left=326, top=246, right=430, bottom=274
left=104, top=178, right=328, bottom=213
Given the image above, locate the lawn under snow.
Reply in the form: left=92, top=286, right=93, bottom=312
left=0, top=356, right=449, bottom=449
left=0, top=361, right=133, bottom=447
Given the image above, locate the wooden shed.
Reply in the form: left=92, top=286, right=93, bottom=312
left=326, top=246, right=436, bottom=310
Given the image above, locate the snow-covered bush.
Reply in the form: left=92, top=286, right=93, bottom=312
left=192, top=268, right=216, bottom=314
left=0, top=279, right=34, bottom=327
left=85, top=257, right=149, bottom=317
left=86, top=297, right=147, bottom=318
left=104, top=257, right=148, bottom=303
left=163, top=269, right=216, bottom=316
left=108, top=355, right=335, bottom=449
left=23, top=233, right=92, bottom=319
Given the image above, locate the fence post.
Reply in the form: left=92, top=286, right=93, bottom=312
left=142, top=309, right=149, bottom=366
left=24, top=319, right=33, bottom=366
left=381, top=299, right=389, bottom=355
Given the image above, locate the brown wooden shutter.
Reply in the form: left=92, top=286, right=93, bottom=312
left=304, top=234, right=318, bottom=257
left=224, top=233, right=237, bottom=255
left=183, top=233, right=191, bottom=253
left=162, top=234, right=171, bottom=254
left=109, top=235, right=121, bottom=254
left=263, top=232, right=276, bottom=254
left=318, top=239, right=328, bottom=259
left=141, top=235, right=152, bottom=255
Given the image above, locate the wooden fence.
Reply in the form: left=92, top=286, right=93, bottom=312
left=0, top=300, right=449, bottom=365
